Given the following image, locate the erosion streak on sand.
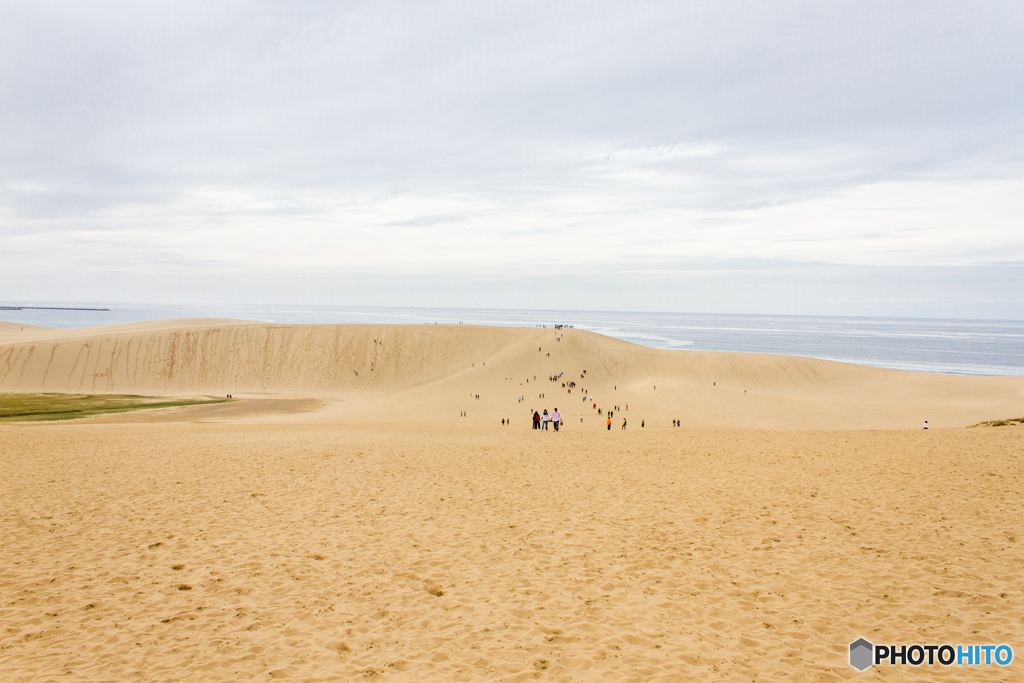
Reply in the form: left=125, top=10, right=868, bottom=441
left=0, top=321, right=521, bottom=395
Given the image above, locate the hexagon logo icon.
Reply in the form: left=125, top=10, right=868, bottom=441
left=849, top=638, right=874, bottom=671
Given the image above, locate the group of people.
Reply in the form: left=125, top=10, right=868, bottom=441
left=521, top=367, right=652, bottom=434
left=532, top=408, right=562, bottom=431
left=607, top=416, right=628, bottom=430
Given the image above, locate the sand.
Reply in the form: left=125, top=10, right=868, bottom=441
left=1, top=319, right=1021, bottom=429
left=1, top=320, right=1022, bottom=681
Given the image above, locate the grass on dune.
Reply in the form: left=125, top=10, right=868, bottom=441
left=968, top=417, right=1024, bottom=427
left=0, top=393, right=231, bottom=422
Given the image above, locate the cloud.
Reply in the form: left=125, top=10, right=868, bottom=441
left=1, top=1, right=1023, bottom=315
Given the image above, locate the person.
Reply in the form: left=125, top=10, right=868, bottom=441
left=923, top=420, right=929, bottom=429
left=621, top=418, right=626, bottom=430
left=606, top=416, right=611, bottom=431
left=501, top=418, right=505, bottom=425
left=580, top=414, right=583, bottom=422
left=542, top=410, right=549, bottom=430
left=533, top=411, right=540, bottom=429
left=641, top=420, right=644, bottom=428
left=552, top=408, right=561, bottom=431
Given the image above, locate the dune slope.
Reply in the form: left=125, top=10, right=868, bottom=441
left=0, top=320, right=1021, bottom=429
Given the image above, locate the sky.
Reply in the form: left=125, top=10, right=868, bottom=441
left=1, top=1, right=1023, bottom=318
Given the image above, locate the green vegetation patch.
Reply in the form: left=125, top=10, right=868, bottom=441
left=968, top=417, right=1024, bottom=428
left=0, top=393, right=232, bottom=422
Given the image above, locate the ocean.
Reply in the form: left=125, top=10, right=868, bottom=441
left=2, top=302, right=1022, bottom=377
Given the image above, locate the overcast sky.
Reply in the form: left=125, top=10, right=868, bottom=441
left=2, top=1, right=1022, bottom=317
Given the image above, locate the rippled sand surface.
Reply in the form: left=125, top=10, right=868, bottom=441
left=3, top=423, right=1021, bottom=681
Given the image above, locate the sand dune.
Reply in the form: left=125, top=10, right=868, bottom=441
left=0, top=321, right=55, bottom=343
left=1, top=320, right=1021, bottom=429
left=2, top=318, right=1023, bottom=681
